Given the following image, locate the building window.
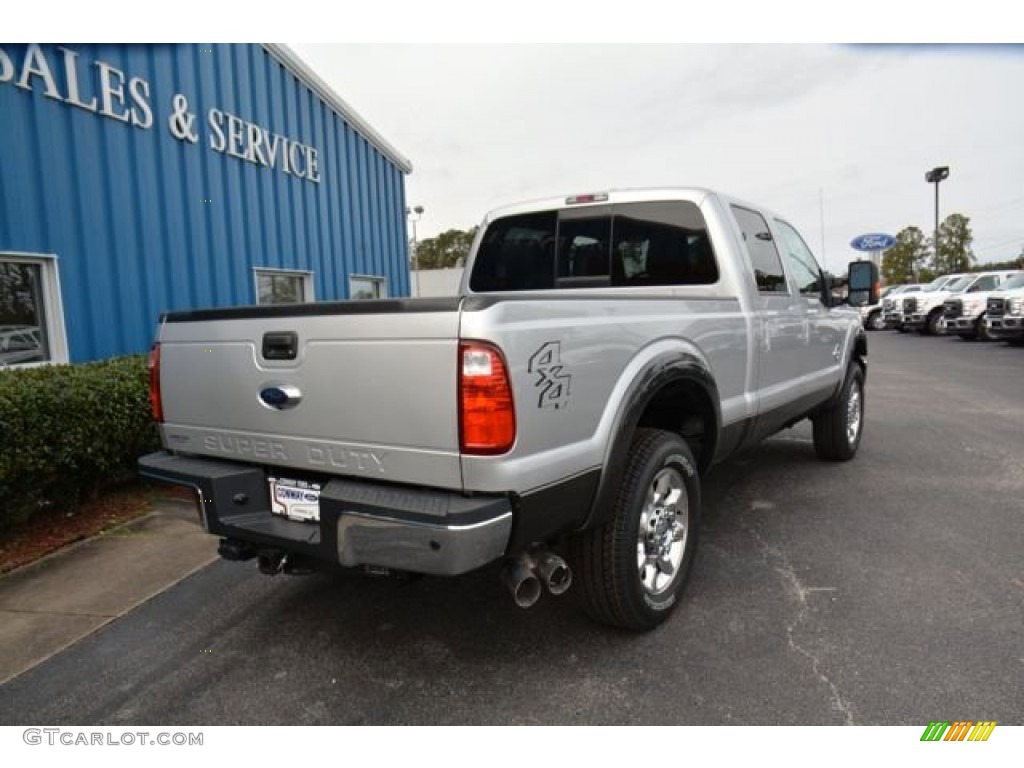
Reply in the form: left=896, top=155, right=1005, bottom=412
left=255, top=269, right=313, bottom=305
left=349, top=275, right=387, bottom=300
left=0, top=254, right=67, bottom=367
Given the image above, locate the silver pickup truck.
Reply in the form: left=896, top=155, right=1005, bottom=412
left=140, top=188, right=878, bottom=630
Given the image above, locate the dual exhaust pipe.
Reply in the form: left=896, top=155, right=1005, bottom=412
left=500, top=550, right=572, bottom=609
left=220, top=534, right=570, bottom=608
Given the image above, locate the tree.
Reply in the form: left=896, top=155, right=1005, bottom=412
left=930, top=213, right=976, bottom=274
left=412, top=227, right=478, bottom=270
left=881, top=226, right=929, bottom=284
left=976, top=254, right=1024, bottom=271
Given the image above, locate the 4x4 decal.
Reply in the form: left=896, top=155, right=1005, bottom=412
left=528, top=341, right=572, bottom=410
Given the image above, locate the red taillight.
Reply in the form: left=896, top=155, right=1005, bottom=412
left=459, top=341, right=515, bottom=455
left=149, top=342, right=163, bottom=423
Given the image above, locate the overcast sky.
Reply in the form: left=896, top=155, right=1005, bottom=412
left=293, top=44, right=1024, bottom=271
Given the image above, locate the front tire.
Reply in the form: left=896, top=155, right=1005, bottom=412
left=570, top=429, right=700, bottom=631
left=812, top=364, right=865, bottom=462
left=976, top=317, right=993, bottom=342
left=867, top=311, right=885, bottom=331
left=926, top=309, right=945, bottom=336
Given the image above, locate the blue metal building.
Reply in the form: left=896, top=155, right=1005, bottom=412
left=0, top=43, right=412, bottom=365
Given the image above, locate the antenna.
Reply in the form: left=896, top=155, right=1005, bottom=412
left=819, top=188, right=827, bottom=273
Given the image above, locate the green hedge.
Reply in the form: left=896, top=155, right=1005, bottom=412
left=0, top=355, right=160, bottom=530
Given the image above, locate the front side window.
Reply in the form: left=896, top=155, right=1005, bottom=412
left=774, top=219, right=824, bottom=297
left=0, top=259, right=51, bottom=366
left=968, top=275, right=999, bottom=292
left=944, top=277, right=972, bottom=293
left=255, top=269, right=312, bottom=305
left=730, top=206, right=788, bottom=293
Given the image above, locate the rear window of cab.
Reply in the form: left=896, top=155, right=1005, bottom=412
left=469, top=201, right=719, bottom=292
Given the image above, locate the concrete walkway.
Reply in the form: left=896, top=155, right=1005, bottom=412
left=0, top=498, right=217, bottom=684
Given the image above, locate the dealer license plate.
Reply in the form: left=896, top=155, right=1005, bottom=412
left=268, top=476, right=321, bottom=522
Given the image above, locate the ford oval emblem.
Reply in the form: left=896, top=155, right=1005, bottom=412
left=259, top=385, right=302, bottom=410
left=850, top=233, right=897, bottom=252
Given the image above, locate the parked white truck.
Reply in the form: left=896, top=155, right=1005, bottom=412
left=982, top=273, right=1024, bottom=344
left=872, top=284, right=919, bottom=331
left=942, top=271, right=1024, bottom=340
left=905, top=271, right=1018, bottom=335
left=140, top=188, right=878, bottom=630
left=885, top=275, right=962, bottom=332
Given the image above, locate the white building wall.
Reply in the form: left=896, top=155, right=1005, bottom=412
left=411, top=268, right=464, bottom=297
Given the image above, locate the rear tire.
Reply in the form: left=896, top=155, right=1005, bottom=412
left=812, top=364, right=865, bottom=462
left=570, top=429, right=700, bottom=631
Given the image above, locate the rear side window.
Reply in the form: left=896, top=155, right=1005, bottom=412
left=731, top=205, right=788, bottom=293
left=469, top=201, right=718, bottom=292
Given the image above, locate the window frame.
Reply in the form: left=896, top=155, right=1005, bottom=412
left=0, top=252, right=69, bottom=368
left=349, top=274, right=388, bottom=300
left=253, top=267, right=315, bottom=305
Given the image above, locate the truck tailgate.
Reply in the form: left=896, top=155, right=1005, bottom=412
left=156, top=300, right=462, bottom=489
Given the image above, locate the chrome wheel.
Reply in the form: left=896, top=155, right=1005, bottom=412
left=636, top=466, right=688, bottom=596
left=846, top=381, right=862, bottom=446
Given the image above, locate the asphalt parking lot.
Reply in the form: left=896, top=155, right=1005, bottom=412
left=1, top=331, right=1021, bottom=726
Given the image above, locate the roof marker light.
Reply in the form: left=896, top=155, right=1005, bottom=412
left=565, top=192, right=609, bottom=205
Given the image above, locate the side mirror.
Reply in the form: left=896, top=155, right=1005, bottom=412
left=847, top=261, right=880, bottom=307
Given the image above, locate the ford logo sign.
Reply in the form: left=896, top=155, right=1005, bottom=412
left=850, top=233, right=896, bottom=252
left=259, top=385, right=302, bottom=410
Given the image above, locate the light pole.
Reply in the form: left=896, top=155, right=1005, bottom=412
left=406, top=204, right=424, bottom=297
left=925, top=166, right=949, bottom=275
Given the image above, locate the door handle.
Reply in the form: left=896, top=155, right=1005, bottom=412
left=262, top=331, right=298, bottom=361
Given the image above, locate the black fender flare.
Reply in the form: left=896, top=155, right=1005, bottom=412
left=582, top=352, right=720, bottom=531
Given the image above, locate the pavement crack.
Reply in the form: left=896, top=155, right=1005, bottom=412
left=746, top=523, right=856, bottom=726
